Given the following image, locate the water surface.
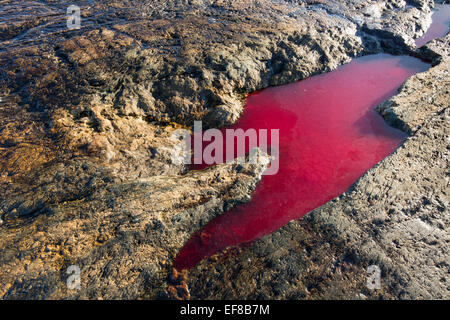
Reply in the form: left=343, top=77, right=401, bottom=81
left=415, top=4, right=450, bottom=47
left=175, top=54, right=429, bottom=270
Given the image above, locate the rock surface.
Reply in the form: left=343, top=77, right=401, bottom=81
left=0, top=0, right=447, bottom=299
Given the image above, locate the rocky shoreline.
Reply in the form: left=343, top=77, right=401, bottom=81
left=0, top=0, right=448, bottom=299
left=187, top=35, right=450, bottom=300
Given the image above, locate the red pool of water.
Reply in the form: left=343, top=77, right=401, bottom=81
left=415, top=4, right=450, bottom=47
left=174, top=54, right=429, bottom=270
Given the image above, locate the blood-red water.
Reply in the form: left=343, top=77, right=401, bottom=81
left=415, top=4, right=450, bottom=47
left=174, top=54, right=429, bottom=270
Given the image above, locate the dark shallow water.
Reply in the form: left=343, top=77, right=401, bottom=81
left=174, top=54, right=430, bottom=270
